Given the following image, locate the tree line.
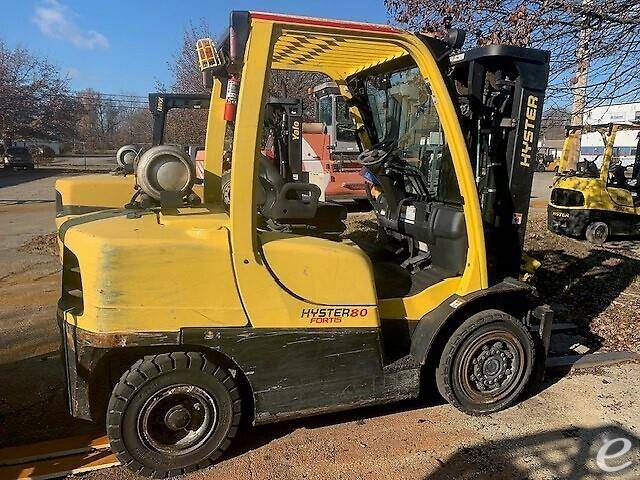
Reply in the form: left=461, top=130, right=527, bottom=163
left=2, top=4, right=638, bottom=153
left=0, top=40, right=152, bottom=153
left=385, top=0, right=640, bottom=118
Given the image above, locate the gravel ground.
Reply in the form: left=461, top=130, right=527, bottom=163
left=1, top=170, right=639, bottom=479
left=526, top=211, right=640, bottom=353
left=84, top=362, right=640, bottom=480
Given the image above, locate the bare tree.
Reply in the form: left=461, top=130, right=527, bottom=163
left=169, top=21, right=211, bottom=94
left=74, top=89, right=151, bottom=151
left=269, top=70, right=330, bottom=120
left=118, top=108, right=153, bottom=146
left=164, top=21, right=329, bottom=145
left=385, top=0, right=640, bottom=114
left=0, top=39, right=83, bottom=143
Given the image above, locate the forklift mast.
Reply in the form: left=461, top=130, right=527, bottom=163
left=148, top=93, right=210, bottom=146
left=448, top=46, right=550, bottom=282
left=265, top=98, right=305, bottom=182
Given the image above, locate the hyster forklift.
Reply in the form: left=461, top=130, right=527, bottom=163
left=55, top=93, right=209, bottom=222
left=548, top=123, right=640, bottom=244
left=57, top=11, right=552, bottom=477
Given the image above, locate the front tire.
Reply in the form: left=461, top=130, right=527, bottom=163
left=436, top=310, right=535, bottom=415
left=107, top=352, right=241, bottom=478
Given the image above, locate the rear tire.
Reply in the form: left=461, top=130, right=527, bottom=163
left=585, top=221, right=608, bottom=244
left=107, top=352, right=241, bottom=478
left=436, top=310, right=535, bottom=415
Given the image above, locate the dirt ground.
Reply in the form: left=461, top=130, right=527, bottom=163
left=0, top=169, right=639, bottom=478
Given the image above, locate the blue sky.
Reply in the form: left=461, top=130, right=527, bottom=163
left=0, top=0, right=389, bottom=96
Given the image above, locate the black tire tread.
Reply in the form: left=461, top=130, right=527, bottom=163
left=435, top=309, right=536, bottom=416
left=107, top=352, right=240, bottom=478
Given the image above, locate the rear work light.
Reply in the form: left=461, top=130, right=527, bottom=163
left=196, top=38, right=225, bottom=71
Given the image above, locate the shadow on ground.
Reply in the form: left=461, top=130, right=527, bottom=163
left=0, top=168, right=65, bottom=189
left=531, top=247, right=640, bottom=352
left=0, top=353, right=100, bottom=448
left=425, top=425, right=639, bottom=479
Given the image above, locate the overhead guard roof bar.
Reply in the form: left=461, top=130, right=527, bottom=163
left=249, top=11, right=403, bottom=34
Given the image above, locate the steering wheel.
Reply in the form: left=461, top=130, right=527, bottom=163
left=358, top=141, right=397, bottom=168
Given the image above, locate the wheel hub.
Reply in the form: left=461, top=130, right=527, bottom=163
left=138, top=385, right=218, bottom=456
left=470, top=341, right=515, bottom=391
left=164, top=405, right=192, bottom=431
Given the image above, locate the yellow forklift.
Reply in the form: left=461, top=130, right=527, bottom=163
left=56, top=11, right=552, bottom=477
left=548, top=123, right=640, bottom=244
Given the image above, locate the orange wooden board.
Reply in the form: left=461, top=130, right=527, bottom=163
left=0, top=434, right=110, bottom=466
left=0, top=450, right=119, bottom=480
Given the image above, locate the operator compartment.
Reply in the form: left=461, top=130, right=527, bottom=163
left=342, top=56, right=470, bottom=299
left=247, top=36, right=549, bottom=302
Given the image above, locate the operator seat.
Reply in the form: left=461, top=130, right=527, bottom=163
left=256, top=155, right=347, bottom=231
left=609, top=163, right=627, bottom=188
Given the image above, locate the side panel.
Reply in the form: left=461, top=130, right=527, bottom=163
left=55, top=174, right=136, bottom=217
left=181, top=327, right=420, bottom=423
left=606, top=187, right=635, bottom=210
left=260, top=232, right=377, bottom=306
left=62, top=216, right=247, bottom=333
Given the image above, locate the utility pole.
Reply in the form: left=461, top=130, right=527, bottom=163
left=571, top=0, right=591, bottom=127
left=568, top=0, right=591, bottom=171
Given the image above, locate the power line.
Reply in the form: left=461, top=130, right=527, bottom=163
left=69, top=91, right=148, bottom=100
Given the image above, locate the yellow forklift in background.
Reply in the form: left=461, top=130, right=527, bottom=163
left=548, top=123, right=640, bottom=244
left=56, top=11, right=552, bottom=477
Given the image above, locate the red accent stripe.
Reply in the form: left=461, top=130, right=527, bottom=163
left=250, top=11, right=400, bottom=34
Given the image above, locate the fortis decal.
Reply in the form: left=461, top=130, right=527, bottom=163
left=301, top=307, right=369, bottom=324
left=520, top=95, right=539, bottom=168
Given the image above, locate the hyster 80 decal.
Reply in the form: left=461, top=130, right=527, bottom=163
left=301, top=307, right=369, bottom=324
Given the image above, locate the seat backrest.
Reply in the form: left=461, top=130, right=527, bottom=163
left=257, top=154, right=284, bottom=214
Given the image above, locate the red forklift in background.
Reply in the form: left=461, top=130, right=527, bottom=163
left=302, top=82, right=368, bottom=202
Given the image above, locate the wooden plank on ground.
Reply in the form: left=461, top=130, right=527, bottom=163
left=0, top=434, right=109, bottom=466
left=547, top=351, right=640, bottom=370
left=0, top=450, right=119, bottom=480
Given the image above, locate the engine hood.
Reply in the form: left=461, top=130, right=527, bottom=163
left=58, top=207, right=247, bottom=333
